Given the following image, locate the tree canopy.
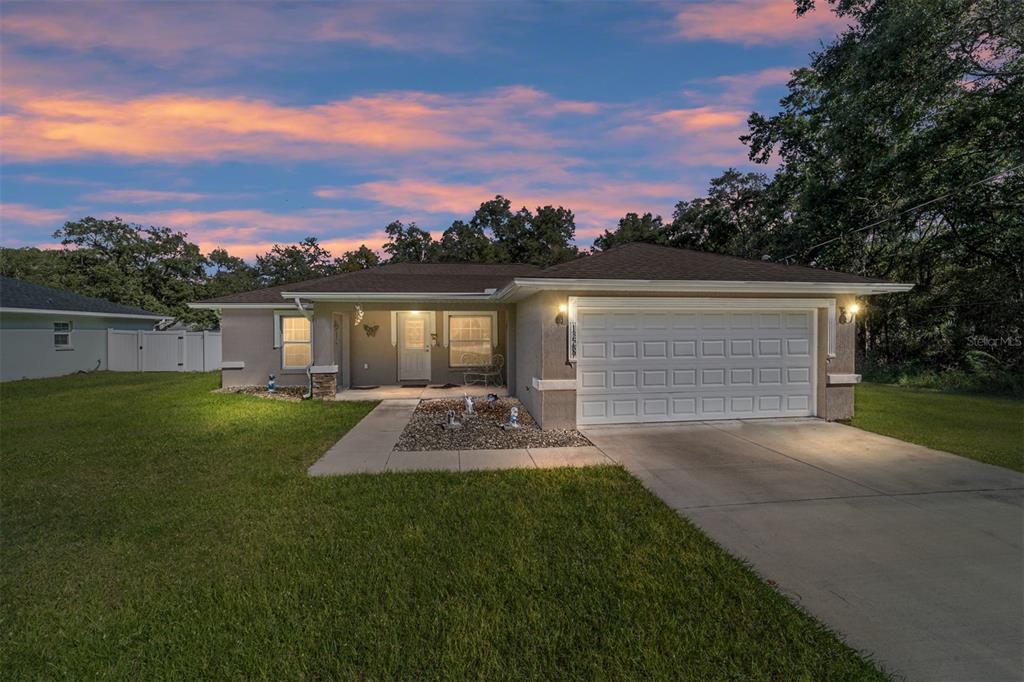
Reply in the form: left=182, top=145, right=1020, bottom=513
left=0, top=220, right=381, bottom=329
left=595, top=0, right=1023, bottom=377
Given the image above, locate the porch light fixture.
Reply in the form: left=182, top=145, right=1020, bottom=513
left=556, top=303, right=568, bottom=326
left=838, top=302, right=862, bottom=324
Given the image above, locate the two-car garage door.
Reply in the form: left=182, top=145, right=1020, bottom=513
left=575, top=301, right=817, bottom=425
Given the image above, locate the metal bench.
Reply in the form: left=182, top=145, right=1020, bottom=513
left=461, top=352, right=505, bottom=387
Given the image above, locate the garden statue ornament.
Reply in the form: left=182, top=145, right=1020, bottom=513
left=443, top=408, right=463, bottom=430
left=267, top=374, right=276, bottom=394
left=502, top=406, right=520, bottom=430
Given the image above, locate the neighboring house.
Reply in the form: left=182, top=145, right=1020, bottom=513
left=190, top=243, right=913, bottom=428
left=0, top=277, right=166, bottom=382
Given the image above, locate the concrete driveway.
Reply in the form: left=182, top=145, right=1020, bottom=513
left=584, top=419, right=1024, bottom=682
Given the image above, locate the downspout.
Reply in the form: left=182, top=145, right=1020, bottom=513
left=294, top=297, right=314, bottom=400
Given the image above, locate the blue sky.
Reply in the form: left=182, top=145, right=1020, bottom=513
left=0, top=1, right=844, bottom=259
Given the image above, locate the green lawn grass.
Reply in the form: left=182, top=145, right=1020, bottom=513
left=851, top=383, right=1024, bottom=472
left=1, top=372, right=884, bottom=679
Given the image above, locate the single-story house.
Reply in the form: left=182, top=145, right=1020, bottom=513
left=0, top=276, right=166, bottom=382
left=190, top=243, right=913, bottom=428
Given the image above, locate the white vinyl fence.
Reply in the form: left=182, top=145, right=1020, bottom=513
left=108, top=330, right=221, bottom=372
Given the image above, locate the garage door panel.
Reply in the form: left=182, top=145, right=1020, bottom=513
left=672, top=313, right=698, bottom=329
left=730, top=339, right=754, bottom=357
left=642, top=341, right=668, bottom=358
left=701, top=339, right=726, bottom=357
left=611, top=341, right=637, bottom=358
left=701, top=313, right=728, bottom=328
left=576, top=306, right=815, bottom=425
left=731, top=313, right=755, bottom=329
left=672, top=340, right=697, bottom=358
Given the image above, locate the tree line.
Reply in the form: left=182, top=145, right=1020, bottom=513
left=1, top=0, right=1020, bottom=385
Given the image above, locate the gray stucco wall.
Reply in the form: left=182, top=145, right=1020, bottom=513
left=514, top=290, right=859, bottom=429
left=220, top=308, right=314, bottom=388
left=0, top=312, right=155, bottom=382
left=219, top=303, right=510, bottom=390
left=825, top=294, right=858, bottom=420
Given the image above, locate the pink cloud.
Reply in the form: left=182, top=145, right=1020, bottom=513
left=650, top=106, right=749, bottom=132
left=0, top=3, right=478, bottom=62
left=703, top=67, right=794, bottom=105
left=0, top=203, right=71, bottom=225
left=88, top=189, right=207, bottom=204
left=0, top=86, right=598, bottom=163
left=672, top=0, right=845, bottom=45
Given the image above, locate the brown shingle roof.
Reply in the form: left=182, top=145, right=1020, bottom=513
left=197, top=262, right=542, bottom=304
left=194, top=244, right=894, bottom=305
left=538, top=243, right=892, bottom=284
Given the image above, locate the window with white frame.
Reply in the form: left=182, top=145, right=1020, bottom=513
left=53, top=321, right=72, bottom=349
left=448, top=314, right=492, bottom=366
left=280, top=315, right=311, bottom=369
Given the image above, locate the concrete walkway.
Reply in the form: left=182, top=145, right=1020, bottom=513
left=584, top=419, right=1024, bottom=682
left=308, top=399, right=612, bottom=475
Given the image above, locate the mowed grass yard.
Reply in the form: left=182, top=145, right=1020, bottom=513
left=851, top=383, right=1024, bottom=472
left=1, top=373, right=884, bottom=680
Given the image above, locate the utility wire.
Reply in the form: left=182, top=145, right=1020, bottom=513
left=780, top=163, right=1023, bottom=264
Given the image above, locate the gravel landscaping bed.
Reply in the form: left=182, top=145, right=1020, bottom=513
left=216, top=385, right=307, bottom=402
left=394, top=397, right=591, bottom=451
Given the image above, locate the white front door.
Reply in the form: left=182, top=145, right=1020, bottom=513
left=397, top=312, right=431, bottom=382
left=575, top=304, right=816, bottom=425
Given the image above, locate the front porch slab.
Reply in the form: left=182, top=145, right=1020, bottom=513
left=335, top=384, right=508, bottom=401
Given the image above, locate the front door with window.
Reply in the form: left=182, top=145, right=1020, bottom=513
left=397, top=312, right=431, bottom=382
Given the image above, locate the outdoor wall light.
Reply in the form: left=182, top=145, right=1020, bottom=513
left=839, top=302, right=862, bottom=324
left=555, top=303, right=568, bottom=326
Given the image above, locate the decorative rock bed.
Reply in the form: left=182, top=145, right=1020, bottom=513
left=393, top=397, right=592, bottom=451
left=216, top=385, right=308, bottom=402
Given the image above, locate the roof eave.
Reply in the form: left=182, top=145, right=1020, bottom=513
left=188, top=302, right=294, bottom=310
left=494, top=278, right=914, bottom=301
left=0, top=306, right=168, bottom=320
left=278, top=291, right=498, bottom=302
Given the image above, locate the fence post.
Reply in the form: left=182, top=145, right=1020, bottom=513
left=106, top=328, right=112, bottom=370
left=137, top=331, right=144, bottom=371
left=202, top=330, right=210, bottom=371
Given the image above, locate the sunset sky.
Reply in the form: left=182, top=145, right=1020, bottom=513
left=0, top=1, right=845, bottom=260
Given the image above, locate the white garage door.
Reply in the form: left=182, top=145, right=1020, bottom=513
left=575, top=304, right=816, bottom=425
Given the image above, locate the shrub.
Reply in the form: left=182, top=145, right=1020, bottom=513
left=861, top=352, right=1024, bottom=397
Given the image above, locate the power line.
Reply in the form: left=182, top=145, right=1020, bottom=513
left=780, top=163, right=1023, bottom=264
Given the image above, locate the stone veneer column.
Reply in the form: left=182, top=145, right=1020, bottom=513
left=312, top=372, right=337, bottom=399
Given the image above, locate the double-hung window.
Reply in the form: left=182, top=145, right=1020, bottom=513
left=280, top=315, right=311, bottom=369
left=448, top=314, right=493, bottom=367
left=53, top=321, right=72, bottom=349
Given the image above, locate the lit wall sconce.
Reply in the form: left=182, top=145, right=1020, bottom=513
left=838, top=302, right=862, bottom=324
left=555, top=303, right=568, bottom=326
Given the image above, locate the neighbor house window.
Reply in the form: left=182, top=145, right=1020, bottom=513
left=53, top=321, right=72, bottom=349
left=280, top=316, right=311, bottom=369
left=449, top=315, right=492, bottom=367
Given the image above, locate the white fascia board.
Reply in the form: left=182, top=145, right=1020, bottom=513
left=0, top=306, right=167, bottom=320
left=570, top=296, right=838, bottom=310
left=279, top=291, right=495, bottom=301
left=187, top=302, right=292, bottom=310
left=497, top=278, right=913, bottom=299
